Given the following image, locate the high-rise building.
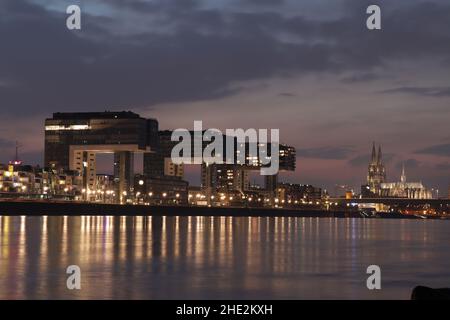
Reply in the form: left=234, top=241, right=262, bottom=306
left=141, top=130, right=189, bottom=204
left=45, top=111, right=158, bottom=202
left=144, top=130, right=184, bottom=178
left=201, top=164, right=249, bottom=193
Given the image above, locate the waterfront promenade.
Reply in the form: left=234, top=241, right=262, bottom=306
left=0, top=199, right=432, bottom=218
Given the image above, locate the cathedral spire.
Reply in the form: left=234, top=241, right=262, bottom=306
left=371, top=142, right=377, bottom=164
left=401, top=163, right=406, bottom=183
left=377, top=145, right=382, bottom=164
left=367, top=142, right=387, bottom=194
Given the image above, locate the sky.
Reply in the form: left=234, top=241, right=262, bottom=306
left=0, top=0, right=449, bottom=196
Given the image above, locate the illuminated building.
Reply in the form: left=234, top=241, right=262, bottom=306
left=361, top=142, right=433, bottom=199
left=0, top=164, right=34, bottom=194
left=134, top=175, right=188, bottom=205
left=188, top=186, right=207, bottom=206
left=94, top=174, right=116, bottom=203
left=380, top=164, right=432, bottom=199
left=145, top=129, right=295, bottom=206
left=141, top=130, right=189, bottom=204
left=276, top=183, right=322, bottom=206
left=0, top=163, right=83, bottom=199
left=201, top=144, right=296, bottom=205
left=144, top=130, right=184, bottom=178
left=43, top=112, right=295, bottom=206
left=366, top=143, right=386, bottom=195
left=201, top=164, right=249, bottom=194
left=45, top=111, right=158, bottom=202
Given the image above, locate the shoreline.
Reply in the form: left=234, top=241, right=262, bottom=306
left=0, top=200, right=443, bottom=219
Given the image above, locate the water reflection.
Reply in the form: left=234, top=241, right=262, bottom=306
left=0, top=216, right=449, bottom=299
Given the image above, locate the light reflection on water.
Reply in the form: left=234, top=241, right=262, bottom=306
left=0, top=215, right=449, bottom=299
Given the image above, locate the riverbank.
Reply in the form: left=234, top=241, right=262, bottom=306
left=0, top=199, right=440, bottom=219
left=0, top=199, right=354, bottom=217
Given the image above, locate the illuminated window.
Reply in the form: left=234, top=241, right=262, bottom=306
left=45, top=125, right=90, bottom=131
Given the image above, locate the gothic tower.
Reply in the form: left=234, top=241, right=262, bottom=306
left=400, top=163, right=406, bottom=183
left=367, top=142, right=386, bottom=195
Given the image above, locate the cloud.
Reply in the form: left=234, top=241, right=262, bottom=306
left=1, top=0, right=450, bottom=194
left=341, top=72, right=387, bottom=83
left=0, top=138, right=14, bottom=148
left=435, top=162, right=450, bottom=171
left=241, top=0, right=285, bottom=6
left=415, top=143, right=450, bottom=157
left=379, top=86, right=450, bottom=97
left=348, top=154, right=370, bottom=167
left=278, top=92, right=296, bottom=97
left=1, top=0, right=450, bottom=116
left=395, top=158, right=421, bottom=169
left=297, top=146, right=354, bottom=160
left=348, top=152, right=395, bottom=167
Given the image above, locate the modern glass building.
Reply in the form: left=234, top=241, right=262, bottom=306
left=45, top=112, right=296, bottom=204
left=44, top=111, right=158, bottom=202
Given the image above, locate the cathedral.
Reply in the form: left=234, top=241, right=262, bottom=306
left=366, top=143, right=386, bottom=195
left=380, top=164, right=432, bottom=199
left=362, top=143, right=432, bottom=199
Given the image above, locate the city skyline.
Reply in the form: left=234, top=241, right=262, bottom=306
left=0, top=115, right=444, bottom=198
left=2, top=0, right=450, bottom=304
left=0, top=0, right=449, bottom=193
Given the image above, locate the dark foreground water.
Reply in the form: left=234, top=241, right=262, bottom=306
left=0, top=215, right=449, bottom=299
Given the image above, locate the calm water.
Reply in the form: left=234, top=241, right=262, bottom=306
left=0, top=215, right=449, bottom=299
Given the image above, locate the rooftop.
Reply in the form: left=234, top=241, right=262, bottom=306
left=51, top=111, right=142, bottom=120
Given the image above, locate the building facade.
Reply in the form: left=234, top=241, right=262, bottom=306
left=0, top=163, right=84, bottom=199
left=367, top=143, right=386, bottom=195
left=380, top=164, right=432, bottom=199
left=361, top=143, right=432, bottom=199
left=276, top=183, right=322, bottom=206
left=44, top=111, right=158, bottom=202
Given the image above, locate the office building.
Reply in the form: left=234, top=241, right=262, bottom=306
left=45, top=111, right=158, bottom=202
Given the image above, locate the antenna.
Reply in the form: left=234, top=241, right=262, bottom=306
left=9, top=140, right=22, bottom=165
left=15, top=141, right=19, bottom=162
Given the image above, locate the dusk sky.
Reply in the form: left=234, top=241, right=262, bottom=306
left=1, top=0, right=449, bottom=195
